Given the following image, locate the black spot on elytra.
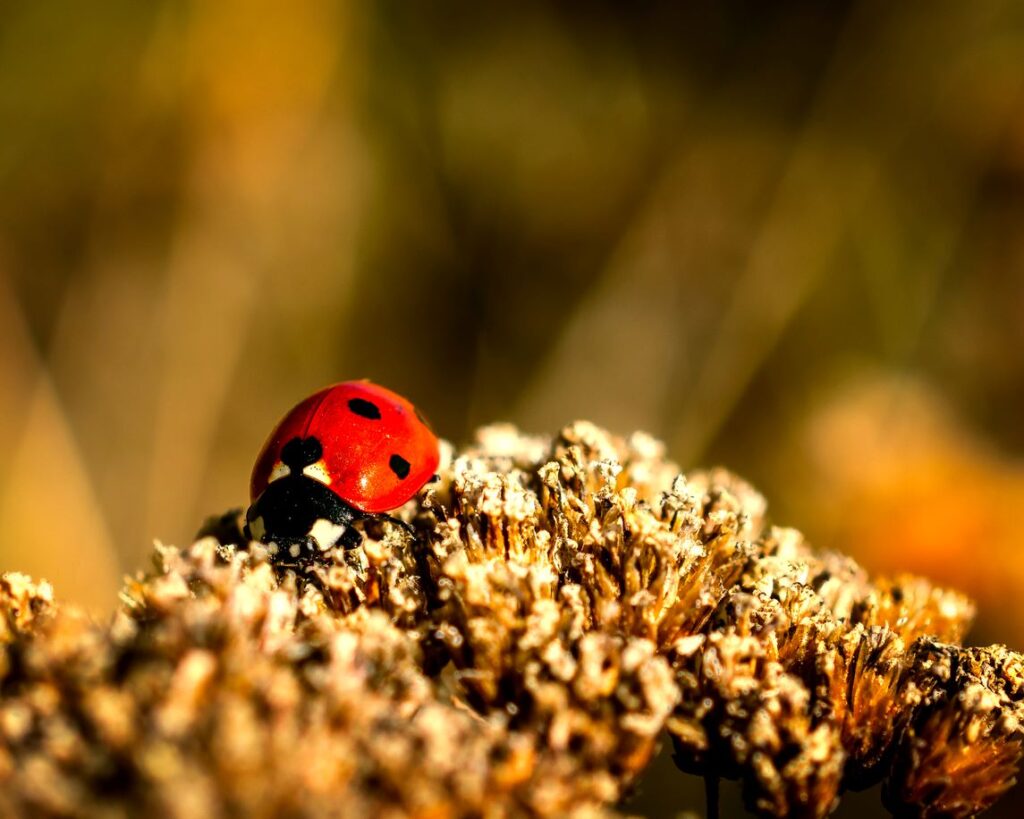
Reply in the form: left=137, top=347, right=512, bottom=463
left=281, top=436, right=323, bottom=469
left=348, top=398, right=381, bottom=419
left=389, top=454, right=411, bottom=480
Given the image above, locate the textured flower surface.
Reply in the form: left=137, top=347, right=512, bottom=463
left=0, top=422, right=1020, bottom=818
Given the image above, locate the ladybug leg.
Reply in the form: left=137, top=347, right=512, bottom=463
left=368, top=513, right=417, bottom=538
left=338, top=525, right=364, bottom=550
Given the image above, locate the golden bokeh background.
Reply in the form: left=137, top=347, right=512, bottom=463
left=1, top=3, right=1023, bottom=815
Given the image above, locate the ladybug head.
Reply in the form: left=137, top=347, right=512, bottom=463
left=245, top=433, right=355, bottom=562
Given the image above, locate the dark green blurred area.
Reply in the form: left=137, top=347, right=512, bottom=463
left=1, top=2, right=1023, bottom=815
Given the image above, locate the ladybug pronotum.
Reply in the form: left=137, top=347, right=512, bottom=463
left=245, top=381, right=440, bottom=563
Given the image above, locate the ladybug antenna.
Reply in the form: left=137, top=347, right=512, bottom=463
left=281, top=436, right=323, bottom=470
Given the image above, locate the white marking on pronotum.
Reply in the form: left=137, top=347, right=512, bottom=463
left=248, top=515, right=266, bottom=540
left=289, top=543, right=301, bottom=558
left=309, top=518, right=347, bottom=551
left=303, top=460, right=332, bottom=485
left=269, top=462, right=290, bottom=483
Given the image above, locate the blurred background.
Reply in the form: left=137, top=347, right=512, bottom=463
left=1, top=2, right=1023, bottom=814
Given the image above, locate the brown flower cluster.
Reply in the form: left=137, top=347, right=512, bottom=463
left=0, top=422, right=1020, bottom=817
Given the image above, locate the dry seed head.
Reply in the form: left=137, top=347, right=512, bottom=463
left=0, top=421, right=1019, bottom=818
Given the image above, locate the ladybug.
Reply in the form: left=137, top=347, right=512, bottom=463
left=244, top=381, right=440, bottom=563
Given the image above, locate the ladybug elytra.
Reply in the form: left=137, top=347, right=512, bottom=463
left=245, top=381, right=440, bottom=562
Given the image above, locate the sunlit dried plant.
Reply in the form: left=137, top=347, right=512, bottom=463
left=0, top=422, right=1020, bottom=817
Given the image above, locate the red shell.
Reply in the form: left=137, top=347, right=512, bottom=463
left=250, top=381, right=440, bottom=514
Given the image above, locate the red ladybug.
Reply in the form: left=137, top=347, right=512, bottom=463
left=245, top=381, right=440, bottom=562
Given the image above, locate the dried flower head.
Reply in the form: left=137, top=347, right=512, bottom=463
left=0, top=421, right=1020, bottom=818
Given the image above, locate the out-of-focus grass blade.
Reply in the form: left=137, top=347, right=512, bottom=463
left=0, top=271, right=120, bottom=613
